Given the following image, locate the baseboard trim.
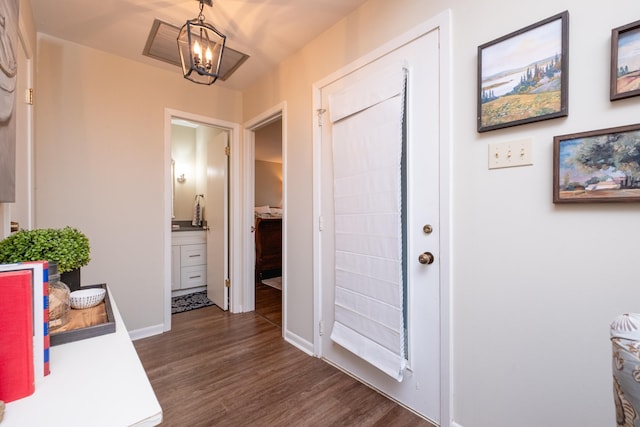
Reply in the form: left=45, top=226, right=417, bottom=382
left=284, top=329, right=314, bottom=355
left=129, top=323, right=164, bottom=341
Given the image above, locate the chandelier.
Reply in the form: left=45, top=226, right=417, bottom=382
left=177, top=0, right=226, bottom=85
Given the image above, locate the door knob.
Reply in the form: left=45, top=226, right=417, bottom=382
left=418, top=252, right=435, bottom=265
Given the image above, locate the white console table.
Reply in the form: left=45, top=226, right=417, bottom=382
left=3, top=288, right=162, bottom=426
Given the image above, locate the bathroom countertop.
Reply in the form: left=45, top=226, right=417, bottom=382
left=171, top=221, right=207, bottom=232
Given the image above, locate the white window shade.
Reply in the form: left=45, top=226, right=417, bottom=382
left=329, top=66, right=407, bottom=381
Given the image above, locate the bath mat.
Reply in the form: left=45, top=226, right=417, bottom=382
left=171, top=291, right=214, bottom=314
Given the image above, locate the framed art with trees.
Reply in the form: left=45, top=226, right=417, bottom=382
left=553, top=123, right=640, bottom=203
left=477, top=11, right=569, bottom=132
left=611, top=19, right=640, bottom=101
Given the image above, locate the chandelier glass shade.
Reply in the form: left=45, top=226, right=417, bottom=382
left=177, top=1, right=226, bottom=85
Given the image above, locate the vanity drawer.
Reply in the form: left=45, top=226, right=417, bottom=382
left=181, top=244, right=206, bottom=267
left=180, top=265, right=206, bottom=288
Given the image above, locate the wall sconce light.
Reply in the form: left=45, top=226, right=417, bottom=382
left=177, top=0, right=226, bottom=85
left=177, top=173, right=186, bottom=183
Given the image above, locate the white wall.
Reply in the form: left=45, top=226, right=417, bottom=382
left=34, top=34, right=242, bottom=331
left=254, top=160, right=282, bottom=208
left=243, top=0, right=640, bottom=426
left=171, top=125, right=197, bottom=220
left=255, top=119, right=282, bottom=163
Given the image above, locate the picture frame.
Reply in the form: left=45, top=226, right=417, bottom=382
left=610, top=19, right=640, bottom=101
left=477, top=11, right=569, bottom=133
left=553, top=123, right=640, bottom=203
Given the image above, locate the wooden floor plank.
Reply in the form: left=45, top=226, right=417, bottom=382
left=255, top=281, right=282, bottom=326
left=134, top=305, right=435, bottom=427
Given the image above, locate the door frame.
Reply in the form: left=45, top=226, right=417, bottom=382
left=1, top=15, right=35, bottom=237
left=163, top=108, right=242, bottom=331
left=15, top=17, right=35, bottom=230
left=311, top=10, right=452, bottom=426
left=242, top=103, right=287, bottom=329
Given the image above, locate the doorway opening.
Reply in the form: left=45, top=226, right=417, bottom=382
left=170, top=118, right=229, bottom=308
left=243, top=103, right=286, bottom=334
left=163, top=108, right=242, bottom=332
left=253, top=119, right=283, bottom=327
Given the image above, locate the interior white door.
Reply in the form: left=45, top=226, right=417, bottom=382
left=14, top=29, right=33, bottom=230
left=206, top=130, right=229, bottom=310
left=319, top=29, right=441, bottom=423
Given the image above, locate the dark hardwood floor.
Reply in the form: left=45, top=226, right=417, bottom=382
left=255, top=280, right=282, bottom=326
left=134, top=305, right=434, bottom=427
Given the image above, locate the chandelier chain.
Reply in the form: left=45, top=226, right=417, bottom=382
left=198, top=1, right=205, bottom=23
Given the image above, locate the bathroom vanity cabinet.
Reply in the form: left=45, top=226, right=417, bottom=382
left=171, top=230, right=207, bottom=293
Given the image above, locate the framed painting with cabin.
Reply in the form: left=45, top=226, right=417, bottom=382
left=553, top=123, right=640, bottom=203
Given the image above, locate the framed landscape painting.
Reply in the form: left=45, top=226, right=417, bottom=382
left=611, top=19, right=640, bottom=101
left=478, top=11, right=569, bottom=132
left=553, top=123, right=640, bottom=203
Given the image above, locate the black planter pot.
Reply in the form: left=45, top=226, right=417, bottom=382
left=60, top=268, right=81, bottom=292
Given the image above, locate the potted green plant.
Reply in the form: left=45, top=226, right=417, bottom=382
left=0, top=226, right=91, bottom=291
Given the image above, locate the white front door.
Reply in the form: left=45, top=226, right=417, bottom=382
left=318, top=28, right=441, bottom=423
left=206, top=130, right=229, bottom=310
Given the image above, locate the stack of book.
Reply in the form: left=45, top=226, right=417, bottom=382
left=0, top=261, right=50, bottom=403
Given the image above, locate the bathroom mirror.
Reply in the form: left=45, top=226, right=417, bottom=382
left=172, top=123, right=202, bottom=221
left=171, top=119, right=231, bottom=222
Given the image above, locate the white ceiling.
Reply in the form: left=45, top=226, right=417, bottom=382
left=29, top=0, right=369, bottom=91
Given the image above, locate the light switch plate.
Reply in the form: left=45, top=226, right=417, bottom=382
left=488, top=138, right=533, bottom=169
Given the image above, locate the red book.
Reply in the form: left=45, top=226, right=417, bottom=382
left=0, top=262, right=45, bottom=383
left=0, top=269, right=35, bottom=403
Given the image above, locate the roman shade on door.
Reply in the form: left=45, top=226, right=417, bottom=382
left=328, top=65, right=408, bottom=381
